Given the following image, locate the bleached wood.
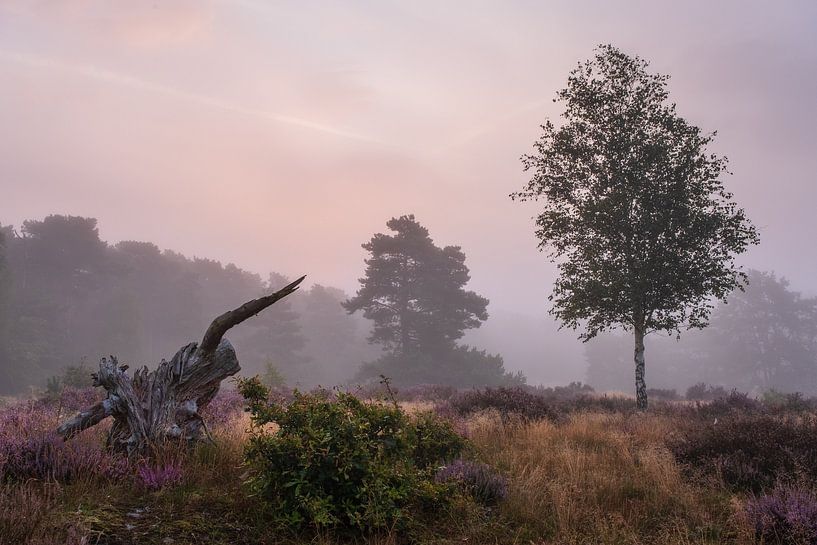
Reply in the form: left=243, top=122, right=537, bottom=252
left=57, top=276, right=305, bottom=455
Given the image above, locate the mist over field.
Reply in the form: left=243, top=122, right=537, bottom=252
left=2, top=1, right=816, bottom=395
left=2, top=3, right=817, bottom=544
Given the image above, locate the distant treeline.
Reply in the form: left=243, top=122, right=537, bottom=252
left=0, top=215, right=379, bottom=394
left=585, top=270, right=817, bottom=396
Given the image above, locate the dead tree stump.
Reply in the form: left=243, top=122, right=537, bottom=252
left=57, top=275, right=305, bottom=455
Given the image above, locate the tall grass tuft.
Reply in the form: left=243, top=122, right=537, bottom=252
left=469, top=412, right=738, bottom=544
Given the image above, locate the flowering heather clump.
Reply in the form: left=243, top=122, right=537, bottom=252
left=0, top=430, right=130, bottom=483
left=0, top=398, right=129, bottom=483
left=53, top=387, right=104, bottom=413
left=200, top=388, right=246, bottom=427
left=670, top=414, right=817, bottom=492
left=746, top=486, right=817, bottom=544
left=450, top=387, right=558, bottom=422
left=696, top=390, right=761, bottom=419
left=137, top=461, right=184, bottom=490
left=436, top=459, right=508, bottom=505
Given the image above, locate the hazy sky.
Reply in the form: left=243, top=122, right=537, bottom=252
left=2, top=0, right=816, bottom=322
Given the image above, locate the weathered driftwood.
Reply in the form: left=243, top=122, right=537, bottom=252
left=57, top=275, right=306, bottom=455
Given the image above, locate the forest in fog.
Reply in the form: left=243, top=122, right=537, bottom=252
left=0, top=215, right=380, bottom=393
left=3, top=214, right=817, bottom=397
left=585, top=269, right=817, bottom=396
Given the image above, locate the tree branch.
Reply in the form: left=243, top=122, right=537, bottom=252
left=199, top=275, right=306, bottom=354
left=57, top=397, right=118, bottom=440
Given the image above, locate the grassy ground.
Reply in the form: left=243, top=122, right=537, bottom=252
left=0, top=391, right=797, bottom=545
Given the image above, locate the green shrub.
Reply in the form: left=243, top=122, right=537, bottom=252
left=408, top=410, right=466, bottom=469
left=237, top=378, right=465, bottom=533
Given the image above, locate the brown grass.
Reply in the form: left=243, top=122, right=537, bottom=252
left=468, top=411, right=749, bottom=545
left=0, top=403, right=761, bottom=545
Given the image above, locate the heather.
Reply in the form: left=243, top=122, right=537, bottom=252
left=449, top=386, right=561, bottom=421
left=0, top=389, right=129, bottom=484
left=2, top=385, right=817, bottom=544
left=746, top=486, right=817, bottom=544
left=446, top=384, right=640, bottom=422
left=670, top=413, right=817, bottom=492
left=435, top=459, right=509, bottom=505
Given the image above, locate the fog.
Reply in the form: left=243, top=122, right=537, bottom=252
left=1, top=2, right=816, bottom=394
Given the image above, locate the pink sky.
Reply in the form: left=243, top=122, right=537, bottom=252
left=2, top=0, right=816, bottom=321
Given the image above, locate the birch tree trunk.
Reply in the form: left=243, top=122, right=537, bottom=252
left=57, top=275, right=305, bottom=456
left=634, top=326, right=647, bottom=410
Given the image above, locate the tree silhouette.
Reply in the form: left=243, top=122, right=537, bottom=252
left=513, top=45, right=759, bottom=408
left=343, top=215, right=488, bottom=356
left=345, top=215, right=521, bottom=386
left=705, top=270, right=817, bottom=393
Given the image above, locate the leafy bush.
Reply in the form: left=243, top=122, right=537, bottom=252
left=670, top=415, right=817, bottom=492
left=685, top=382, right=727, bottom=401
left=450, top=387, right=558, bottom=422
left=435, top=459, right=508, bottom=505
left=409, top=410, right=466, bottom=469
left=237, top=378, right=464, bottom=532
left=746, top=486, right=817, bottom=544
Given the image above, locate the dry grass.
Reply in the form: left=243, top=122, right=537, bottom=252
left=397, top=400, right=437, bottom=414
left=469, top=411, right=748, bottom=545
left=0, top=397, right=763, bottom=545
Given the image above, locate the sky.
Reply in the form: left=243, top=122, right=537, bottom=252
left=1, top=1, right=816, bottom=382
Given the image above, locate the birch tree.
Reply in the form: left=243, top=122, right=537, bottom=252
left=512, top=45, right=759, bottom=409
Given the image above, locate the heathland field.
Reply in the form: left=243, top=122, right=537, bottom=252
left=2, top=383, right=816, bottom=545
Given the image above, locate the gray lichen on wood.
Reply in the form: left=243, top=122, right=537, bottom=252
left=57, top=275, right=306, bottom=455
